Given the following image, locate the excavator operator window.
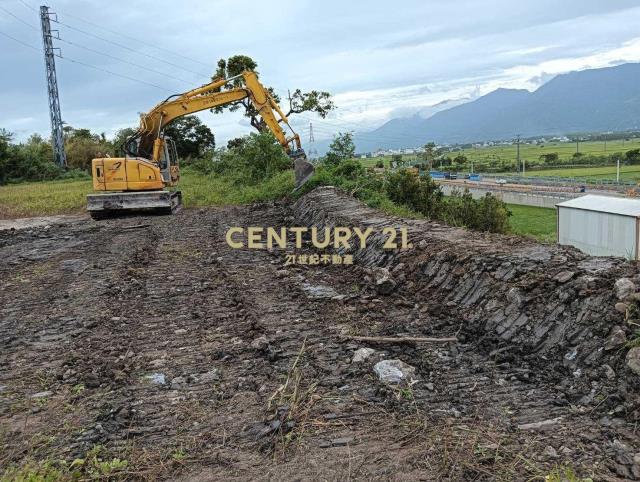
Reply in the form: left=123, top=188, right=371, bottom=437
left=168, top=138, right=179, bottom=167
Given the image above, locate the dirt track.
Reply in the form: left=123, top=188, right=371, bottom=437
left=1, top=189, right=639, bottom=480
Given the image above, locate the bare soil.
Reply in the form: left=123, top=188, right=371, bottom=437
left=1, top=191, right=639, bottom=481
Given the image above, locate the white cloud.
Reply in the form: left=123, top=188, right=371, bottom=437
left=2, top=0, right=640, bottom=145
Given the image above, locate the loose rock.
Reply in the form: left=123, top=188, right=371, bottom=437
left=373, top=359, right=416, bottom=384
left=626, top=347, right=640, bottom=375
left=605, top=326, right=627, bottom=351
left=615, top=278, right=636, bottom=300
left=29, top=391, right=53, bottom=399
left=198, top=370, right=220, bottom=383
left=144, top=373, right=166, bottom=385
left=250, top=335, right=269, bottom=351
left=615, top=302, right=629, bottom=314
left=170, top=376, right=187, bottom=390
left=352, top=347, right=375, bottom=363
left=554, top=271, right=574, bottom=283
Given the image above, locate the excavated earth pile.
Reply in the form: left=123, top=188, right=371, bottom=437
left=0, top=186, right=638, bottom=480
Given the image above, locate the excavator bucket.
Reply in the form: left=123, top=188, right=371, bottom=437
left=294, top=157, right=315, bottom=189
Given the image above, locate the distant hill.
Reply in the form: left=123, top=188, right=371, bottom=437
left=348, top=63, right=640, bottom=152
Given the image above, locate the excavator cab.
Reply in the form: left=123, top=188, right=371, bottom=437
left=159, top=136, right=180, bottom=185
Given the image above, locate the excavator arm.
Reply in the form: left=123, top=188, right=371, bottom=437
left=130, top=71, right=304, bottom=166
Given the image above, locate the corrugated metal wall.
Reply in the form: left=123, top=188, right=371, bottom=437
left=558, top=207, right=637, bottom=259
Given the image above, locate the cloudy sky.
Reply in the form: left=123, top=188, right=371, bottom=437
left=2, top=0, right=640, bottom=145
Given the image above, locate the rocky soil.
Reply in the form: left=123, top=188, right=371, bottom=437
left=1, top=187, right=639, bottom=481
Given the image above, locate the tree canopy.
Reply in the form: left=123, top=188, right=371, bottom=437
left=325, top=132, right=356, bottom=165
left=211, top=55, right=334, bottom=132
left=164, top=115, right=215, bottom=159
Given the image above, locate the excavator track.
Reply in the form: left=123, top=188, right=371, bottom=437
left=87, top=190, right=182, bottom=219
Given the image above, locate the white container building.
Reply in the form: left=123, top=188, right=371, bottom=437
left=556, top=194, right=640, bottom=259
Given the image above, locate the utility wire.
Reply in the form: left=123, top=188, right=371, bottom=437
left=16, top=0, right=37, bottom=12
left=0, top=28, right=171, bottom=92
left=5, top=3, right=421, bottom=146
left=53, top=7, right=213, bottom=70
left=0, top=6, right=191, bottom=91
left=0, top=28, right=40, bottom=51
left=52, top=19, right=211, bottom=80
left=55, top=36, right=194, bottom=86
left=59, top=56, right=171, bottom=92
left=0, top=5, right=38, bottom=29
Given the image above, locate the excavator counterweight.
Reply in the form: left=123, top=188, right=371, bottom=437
left=88, top=70, right=312, bottom=218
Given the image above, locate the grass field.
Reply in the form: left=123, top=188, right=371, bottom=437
left=358, top=138, right=640, bottom=177
left=0, top=169, right=297, bottom=219
left=0, top=178, right=92, bottom=218
left=455, top=138, right=640, bottom=163
left=507, top=204, right=556, bottom=242
left=523, top=164, right=640, bottom=181
left=0, top=173, right=559, bottom=244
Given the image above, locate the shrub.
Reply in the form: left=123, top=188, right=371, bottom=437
left=385, top=169, right=443, bottom=218
left=211, top=131, right=291, bottom=182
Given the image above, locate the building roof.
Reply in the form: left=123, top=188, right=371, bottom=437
left=557, top=194, right=640, bottom=217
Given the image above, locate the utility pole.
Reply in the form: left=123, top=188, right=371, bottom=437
left=516, top=135, right=521, bottom=174
left=40, top=5, right=66, bottom=167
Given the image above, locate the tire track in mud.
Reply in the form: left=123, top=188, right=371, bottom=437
left=1, top=201, right=639, bottom=480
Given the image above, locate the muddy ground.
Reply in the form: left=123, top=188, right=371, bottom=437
left=1, top=188, right=639, bottom=481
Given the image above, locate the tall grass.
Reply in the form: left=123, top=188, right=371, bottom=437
left=0, top=169, right=294, bottom=219
left=0, top=178, right=92, bottom=218
left=180, top=168, right=294, bottom=207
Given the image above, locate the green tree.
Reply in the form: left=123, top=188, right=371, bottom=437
left=386, top=169, right=443, bottom=218
left=325, top=132, right=355, bottom=166
left=63, top=127, right=111, bottom=170
left=213, top=131, right=291, bottom=181
left=421, top=142, right=440, bottom=170
left=164, top=115, right=215, bottom=159
left=211, top=55, right=334, bottom=131
left=0, top=131, right=65, bottom=183
left=452, top=154, right=467, bottom=170
left=625, top=149, right=640, bottom=164
left=539, top=153, right=559, bottom=164
left=111, top=127, right=138, bottom=156
left=391, top=154, right=402, bottom=166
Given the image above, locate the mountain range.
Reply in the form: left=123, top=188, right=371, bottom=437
left=319, top=63, right=640, bottom=153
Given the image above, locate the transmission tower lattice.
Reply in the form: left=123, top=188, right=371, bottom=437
left=40, top=5, right=66, bottom=167
left=308, top=122, right=318, bottom=159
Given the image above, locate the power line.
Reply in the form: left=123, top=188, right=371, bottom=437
left=1, top=5, right=192, bottom=86
left=55, top=36, right=193, bottom=86
left=0, top=29, right=40, bottom=51
left=52, top=19, right=211, bottom=80
left=295, top=115, right=431, bottom=145
left=17, top=0, right=37, bottom=12
left=0, top=5, right=38, bottom=29
left=53, top=7, right=213, bottom=70
left=59, top=56, right=171, bottom=92
left=0, top=28, right=171, bottom=92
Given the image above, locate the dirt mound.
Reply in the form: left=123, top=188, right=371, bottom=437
left=293, top=187, right=640, bottom=419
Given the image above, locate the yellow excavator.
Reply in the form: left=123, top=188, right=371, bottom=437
left=87, top=70, right=314, bottom=218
